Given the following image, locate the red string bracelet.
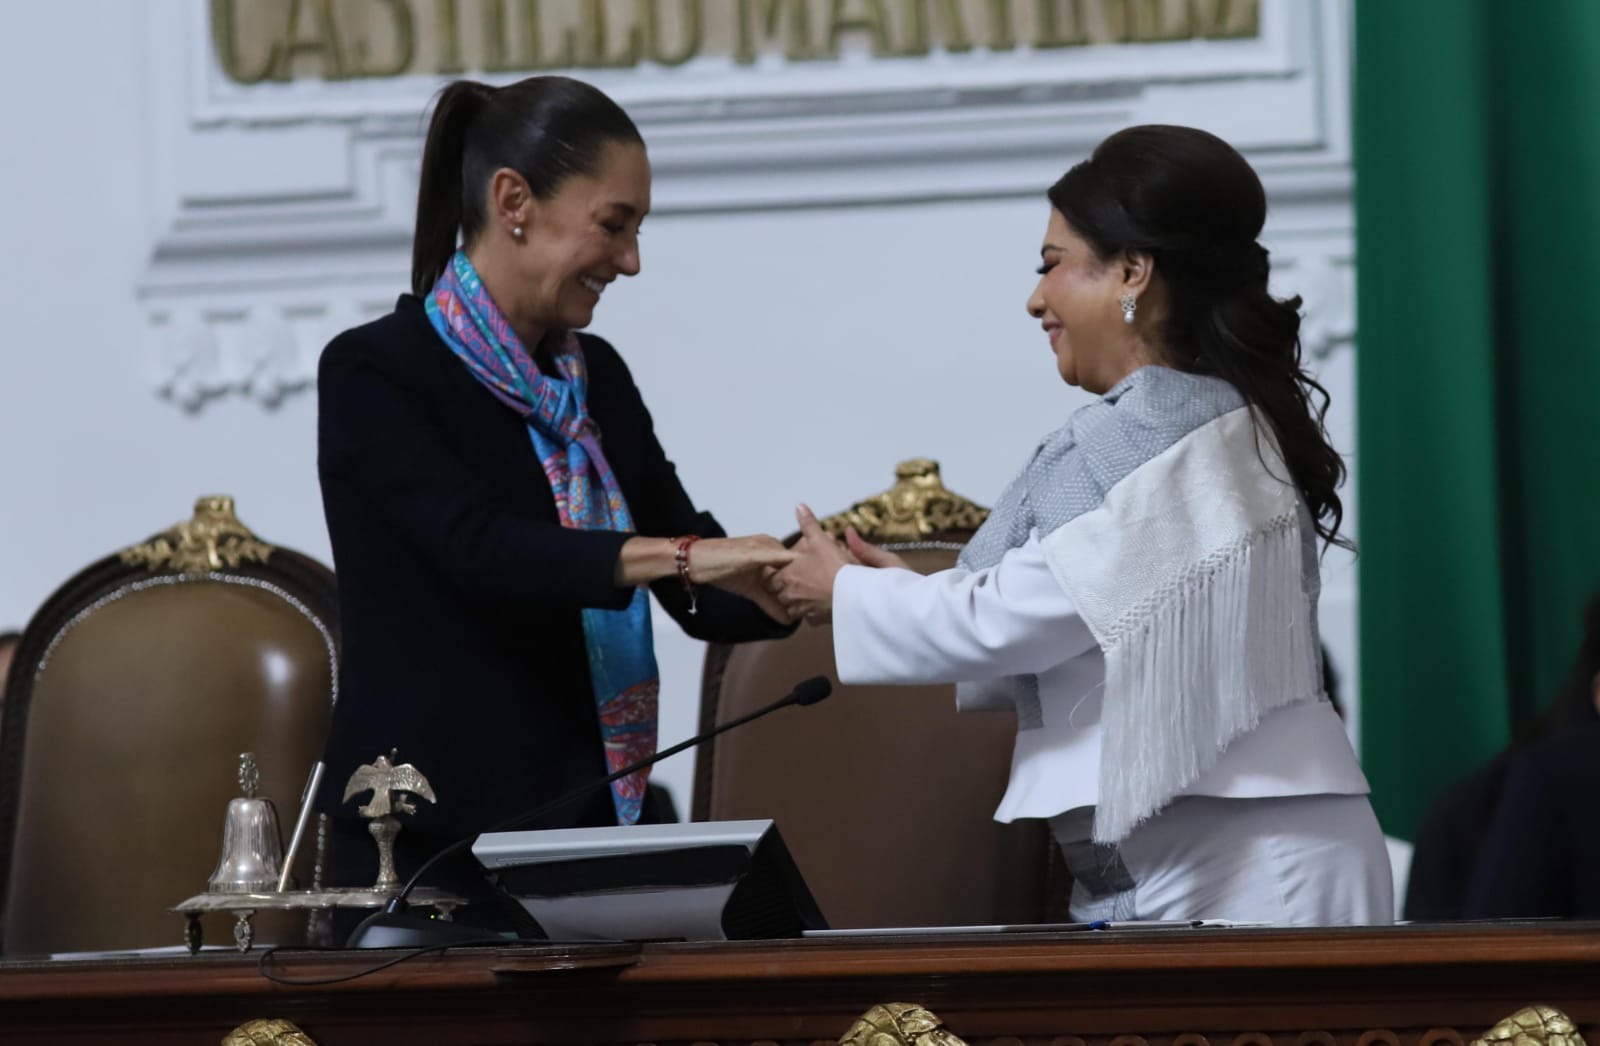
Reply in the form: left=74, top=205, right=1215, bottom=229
left=674, top=535, right=701, bottom=615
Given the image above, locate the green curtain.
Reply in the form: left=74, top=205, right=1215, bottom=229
left=1355, top=0, right=1600, bottom=840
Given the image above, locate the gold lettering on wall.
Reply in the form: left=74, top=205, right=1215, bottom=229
left=363, top=0, right=418, bottom=75
left=643, top=0, right=704, bottom=66
left=1034, top=0, right=1088, bottom=49
left=436, top=0, right=467, bottom=72
left=985, top=0, right=1015, bottom=52
left=825, top=0, right=893, bottom=56
left=900, top=0, right=974, bottom=57
left=212, top=0, right=276, bottom=83
left=736, top=0, right=816, bottom=63
left=481, top=0, right=516, bottom=71
left=275, top=0, right=346, bottom=80
left=211, top=0, right=1258, bottom=79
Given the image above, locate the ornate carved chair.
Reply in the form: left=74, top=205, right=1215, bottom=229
left=694, top=460, right=1065, bottom=929
left=0, top=497, right=338, bottom=955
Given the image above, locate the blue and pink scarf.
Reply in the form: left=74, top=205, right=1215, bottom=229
left=425, top=250, right=658, bottom=826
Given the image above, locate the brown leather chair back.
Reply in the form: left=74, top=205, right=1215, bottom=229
left=693, top=461, right=1063, bottom=929
left=0, top=497, right=338, bottom=956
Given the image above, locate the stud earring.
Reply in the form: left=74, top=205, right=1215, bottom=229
left=512, top=225, right=523, bottom=239
left=1120, top=293, right=1137, bottom=325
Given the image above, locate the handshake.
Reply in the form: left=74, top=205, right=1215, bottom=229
left=684, top=504, right=910, bottom=625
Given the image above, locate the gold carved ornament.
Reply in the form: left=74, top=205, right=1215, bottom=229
left=222, top=1017, right=318, bottom=1046
left=817, top=459, right=988, bottom=543
left=1473, top=1007, right=1586, bottom=1046
left=119, top=495, right=274, bottom=574
left=832, top=1003, right=1582, bottom=1046
left=841, top=1003, right=969, bottom=1046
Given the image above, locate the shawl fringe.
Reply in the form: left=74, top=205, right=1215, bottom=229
left=1092, top=510, right=1318, bottom=843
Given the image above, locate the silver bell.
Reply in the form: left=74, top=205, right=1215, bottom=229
left=207, top=753, right=286, bottom=894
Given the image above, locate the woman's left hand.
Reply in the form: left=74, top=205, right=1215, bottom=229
left=772, top=504, right=853, bottom=622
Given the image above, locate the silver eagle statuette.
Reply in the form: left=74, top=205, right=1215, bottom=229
left=342, top=751, right=438, bottom=892
left=342, top=752, right=437, bottom=818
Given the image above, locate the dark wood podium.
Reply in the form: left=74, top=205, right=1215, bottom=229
left=0, top=924, right=1595, bottom=1045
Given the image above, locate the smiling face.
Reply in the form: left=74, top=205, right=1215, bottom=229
left=473, top=138, right=652, bottom=342
left=1025, top=208, right=1154, bottom=394
left=517, top=139, right=651, bottom=331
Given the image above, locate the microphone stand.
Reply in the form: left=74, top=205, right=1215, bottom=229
left=345, top=676, right=832, bottom=949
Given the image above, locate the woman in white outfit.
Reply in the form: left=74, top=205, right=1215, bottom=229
left=772, top=125, right=1392, bottom=927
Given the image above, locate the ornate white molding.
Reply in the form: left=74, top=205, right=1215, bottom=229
left=139, top=0, right=1351, bottom=409
left=1266, top=226, right=1355, bottom=363
left=1293, top=251, right=1355, bottom=362
left=149, top=294, right=398, bottom=411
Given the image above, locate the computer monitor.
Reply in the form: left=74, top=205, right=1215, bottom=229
left=472, top=819, right=827, bottom=941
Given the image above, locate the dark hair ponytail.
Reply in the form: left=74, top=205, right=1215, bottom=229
left=410, top=76, right=644, bottom=296
left=413, top=81, right=494, bottom=296
left=1048, top=124, right=1351, bottom=551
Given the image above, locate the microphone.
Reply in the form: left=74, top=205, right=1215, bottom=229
left=345, top=675, right=833, bottom=948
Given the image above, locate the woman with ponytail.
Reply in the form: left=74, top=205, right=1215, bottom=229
left=773, top=125, right=1390, bottom=925
left=314, top=76, right=794, bottom=918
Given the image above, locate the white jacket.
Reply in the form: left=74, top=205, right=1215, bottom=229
left=831, top=535, right=1369, bottom=825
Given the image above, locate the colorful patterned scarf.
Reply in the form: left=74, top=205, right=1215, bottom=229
left=425, top=249, right=658, bottom=826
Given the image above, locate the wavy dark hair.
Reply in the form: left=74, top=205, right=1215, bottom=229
left=411, top=75, right=643, bottom=296
left=1048, top=124, right=1350, bottom=551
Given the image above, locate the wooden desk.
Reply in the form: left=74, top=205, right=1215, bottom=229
left=0, top=924, right=1596, bottom=1045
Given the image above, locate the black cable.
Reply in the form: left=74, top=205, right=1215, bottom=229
left=255, top=936, right=513, bottom=987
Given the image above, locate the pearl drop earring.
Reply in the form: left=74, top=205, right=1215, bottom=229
left=1120, top=293, right=1137, bottom=325
left=513, top=225, right=523, bottom=239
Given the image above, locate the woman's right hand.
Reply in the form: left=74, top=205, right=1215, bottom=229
left=842, top=526, right=911, bottom=571
left=688, top=535, right=796, bottom=623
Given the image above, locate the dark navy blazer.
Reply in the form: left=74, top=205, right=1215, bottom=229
left=313, top=295, right=787, bottom=879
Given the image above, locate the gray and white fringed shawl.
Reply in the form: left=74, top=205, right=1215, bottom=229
left=957, top=365, right=1324, bottom=845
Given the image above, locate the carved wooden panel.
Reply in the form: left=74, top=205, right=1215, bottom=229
left=459, top=1030, right=1572, bottom=1046
left=1, top=926, right=1597, bottom=1046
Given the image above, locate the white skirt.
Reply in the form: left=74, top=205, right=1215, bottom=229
left=1049, top=794, right=1394, bottom=926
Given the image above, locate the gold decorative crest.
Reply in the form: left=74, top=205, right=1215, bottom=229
left=222, top=1018, right=318, bottom=1046
left=1473, top=1007, right=1586, bottom=1046
left=118, top=496, right=274, bottom=574
left=840, top=1002, right=969, bottom=1046
left=818, top=459, right=989, bottom=543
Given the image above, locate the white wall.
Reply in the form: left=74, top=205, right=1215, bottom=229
left=0, top=2, right=318, bottom=624
left=0, top=0, right=1356, bottom=811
